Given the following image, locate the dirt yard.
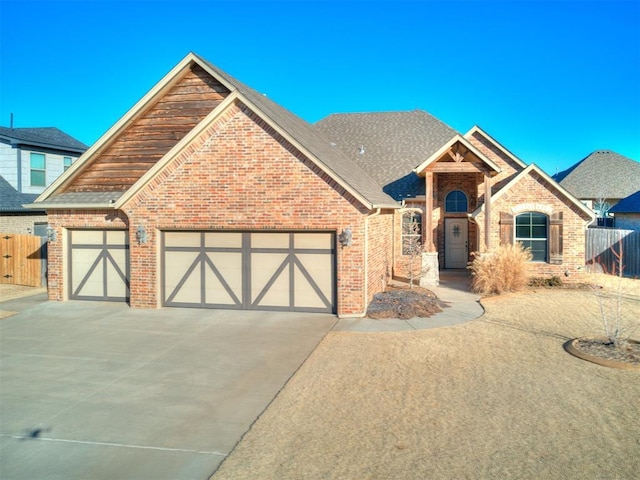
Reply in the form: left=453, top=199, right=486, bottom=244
left=212, top=276, right=640, bottom=479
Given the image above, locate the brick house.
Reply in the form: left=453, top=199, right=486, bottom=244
left=29, top=53, right=594, bottom=316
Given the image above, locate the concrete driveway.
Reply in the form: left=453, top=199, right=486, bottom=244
left=0, top=294, right=336, bottom=480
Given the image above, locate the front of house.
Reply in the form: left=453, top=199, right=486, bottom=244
left=29, top=53, right=594, bottom=317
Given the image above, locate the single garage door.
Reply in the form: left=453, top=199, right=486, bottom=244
left=162, top=231, right=335, bottom=313
left=69, top=230, right=130, bottom=301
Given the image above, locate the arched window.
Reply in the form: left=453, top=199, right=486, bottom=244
left=515, top=212, right=548, bottom=262
left=445, top=190, right=468, bottom=213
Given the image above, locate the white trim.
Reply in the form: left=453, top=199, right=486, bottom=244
left=413, top=135, right=502, bottom=175
left=464, top=125, right=528, bottom=169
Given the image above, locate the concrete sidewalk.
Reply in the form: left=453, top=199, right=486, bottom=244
left=333, top=270, right=483, bottom=332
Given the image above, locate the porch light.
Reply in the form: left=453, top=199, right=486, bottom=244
left=338, top=227, right=352, bottom=248
left=136, top=226, right=148, bottom=244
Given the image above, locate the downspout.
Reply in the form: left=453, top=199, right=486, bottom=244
left=363, top=208, right=382, bottom=317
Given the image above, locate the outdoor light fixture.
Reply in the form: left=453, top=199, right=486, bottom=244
left=338, top=226, right=352, bottom=248
left=26, top=227, right=32, bottom=234
left=46, top=227, right=57, bottom=242
left=136, top=226, right=148, bottom=244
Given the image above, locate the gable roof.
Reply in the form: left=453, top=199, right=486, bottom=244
left=553, top=150, right=640, bottom=200
left=464, top=125, right=527, bottom=169
left=0, top=127, right=87, bottom=153
left=412, top=134, right=502, bottom=175
left=31, top=53, right=397, bottom=210
left=471, top=163, right=595, bottom=220
left=314, top=110, right=459, bottom=200
left=0, top=176, right=41, bottom=212
left=609, top=190, right=640, bottom=214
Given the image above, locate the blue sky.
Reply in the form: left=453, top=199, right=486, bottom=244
left=1, top=0, right=638, bottom=175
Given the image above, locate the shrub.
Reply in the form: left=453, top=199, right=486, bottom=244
left=469, top=243, right=532, bottom=295
left=529, top=276, right=563, bottom=287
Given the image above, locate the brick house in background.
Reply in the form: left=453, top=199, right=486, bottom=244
left=28, top=53, right=594, bottom=316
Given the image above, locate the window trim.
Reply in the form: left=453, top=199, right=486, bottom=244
left=444, top=190, right=468, bottom=213
left=30, top=152, right=46, bottom=187
left=515, top=212, right=548, bottom=262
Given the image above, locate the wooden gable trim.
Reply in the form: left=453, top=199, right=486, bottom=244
left=464, top=126, right=528, bottom=169
left=413, top=135, right=502, bottom=176
left=34, top=53, right=214, bottom=203
left=114, top=91, right=240, bottom=208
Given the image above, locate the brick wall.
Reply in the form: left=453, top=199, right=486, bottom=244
left=476, top=169, right=592, bottom=278
left=366, top=211, right=393, bottom=303
left=45, top=209, right=129, bottom=301
left=115, top=100, right=372, bottom=316
left=0, top=214, right=48, bottom=235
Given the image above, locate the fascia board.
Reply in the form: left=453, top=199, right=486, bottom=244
left=114, top=92, right=240, bottom=209
left=34, top=54, right=200, bottom=204
left=464, top=125, right=528, bottom=169
left=23, top=202, right=113, bottom=210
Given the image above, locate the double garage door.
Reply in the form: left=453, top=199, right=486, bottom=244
left=69, top=230, right=335, bottom=313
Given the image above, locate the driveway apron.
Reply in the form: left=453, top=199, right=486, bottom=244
left=0, top=296, right=336, bottom=480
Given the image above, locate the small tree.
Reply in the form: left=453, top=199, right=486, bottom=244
left=402, top=211, right=425, bottom=289
left=592, top=241, right=637, bottom=347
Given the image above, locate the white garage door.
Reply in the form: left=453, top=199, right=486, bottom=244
left=161, top=231, right=335, bottom=313
left=69, top=230, right=130, bottom=301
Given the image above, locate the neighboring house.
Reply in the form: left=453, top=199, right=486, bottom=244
left=609, top=190, right=640, bottom=230
left=0, top=126, right=88, bottom=194
left=553, top=150, right=640, bottom=225
left=0, top=175, right=47, bottom=235
left=28, top=53, right=594, bottom=316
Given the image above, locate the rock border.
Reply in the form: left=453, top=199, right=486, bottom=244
left=564, top=338, right=640, bottom=371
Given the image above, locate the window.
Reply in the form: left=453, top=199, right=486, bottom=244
left=402, top=211, right=422, bottom=255
left=515, top=212, right=548, bottom=262
left=445, top=190, right=468, bottom=213
left=30, top=153, right=46, bottom=186
left=64, top=157, right=72, bottom=171
left=34, top=223, right=49, bottom=237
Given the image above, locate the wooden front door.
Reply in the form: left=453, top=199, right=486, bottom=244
left=444, top=218, right=468, bottom=269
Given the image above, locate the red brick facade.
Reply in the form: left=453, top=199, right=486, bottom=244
left=46, top=101, right=386, bottom=316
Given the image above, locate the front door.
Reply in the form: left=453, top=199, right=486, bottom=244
left=444, top=218, right=468, bottom=268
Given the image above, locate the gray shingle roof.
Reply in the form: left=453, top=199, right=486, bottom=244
left=42, top=191, right=125, bottom=206
left=553, top=150, right=640, bottom=200
left=609, top=190, right=640, bottom=214
left=314, top=111, right=459, bottom=200
left=196, top=54, right=398, bottom=208
left=0, top=176, right=41, bottom=212
left=0, top=126, right=88, bottom=153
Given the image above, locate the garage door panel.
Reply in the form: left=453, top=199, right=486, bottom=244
left=162, top=231, right=335, bottom=313
left=294, top=255, right=333, bottom=309
left=69, top=230, right=129, bottom=302
left=204, top=253, right=242, bottom=305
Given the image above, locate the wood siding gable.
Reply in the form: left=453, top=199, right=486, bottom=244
left=63, top=64, right=230, bottom=193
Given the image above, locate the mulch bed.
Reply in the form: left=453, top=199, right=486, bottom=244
left=574, top=338, right=640, bottom=366
left=367, top=285, right=449, bottom=319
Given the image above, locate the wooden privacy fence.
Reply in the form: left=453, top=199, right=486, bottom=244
left=0, top=234, right=47, bottom=287
left=586, top=227, right=640, bottom=278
